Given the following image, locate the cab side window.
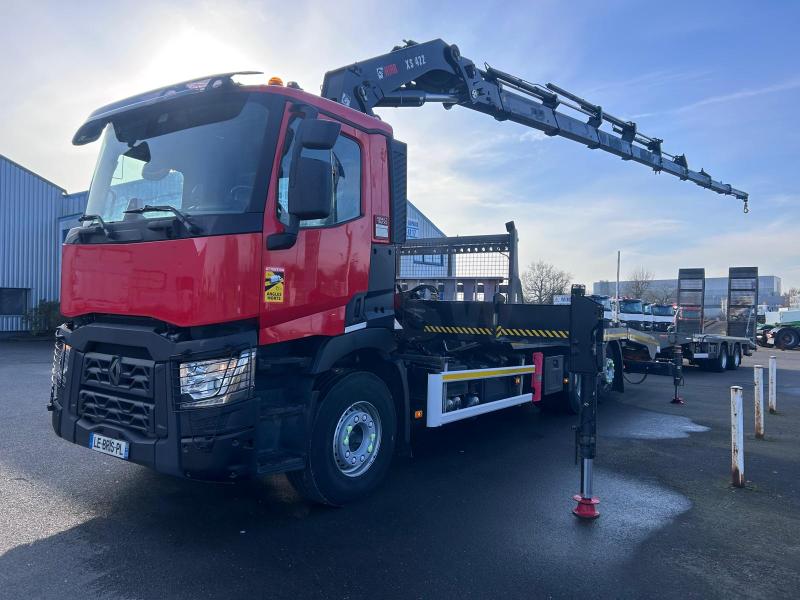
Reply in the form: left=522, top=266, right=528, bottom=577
left=277, top=118, right=362, bottom=227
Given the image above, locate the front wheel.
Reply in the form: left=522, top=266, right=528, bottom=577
left=288, top=372, right=396, bottom=506
left=597, top=352, right=616, bottom=402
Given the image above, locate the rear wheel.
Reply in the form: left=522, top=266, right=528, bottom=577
left=287, top=372, right=396, bottom=506
left=711, top=344, right=729, bottom=372
left=727, top=344, right=742, bottom=370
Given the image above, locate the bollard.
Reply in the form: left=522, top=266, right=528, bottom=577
left=730, top=386, right=745, bottom=487
left=754, top=365, right=765, bottom=440
left=769, top=356, right=777, bottom=414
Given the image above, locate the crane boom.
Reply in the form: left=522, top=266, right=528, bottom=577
left=321, top=39, right=748, bottom=208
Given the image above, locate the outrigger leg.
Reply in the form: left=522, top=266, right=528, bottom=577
left=670, top=346, right=685, bottom=405
left=573, top=372, right=600, bottom=519
left=568, top=286, right=603, bottom=519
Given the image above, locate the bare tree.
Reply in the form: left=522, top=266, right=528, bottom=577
left=627, top=266, right=654, bottom=299
left=645, top=284, right=676, bottom=305
left=782, top=287, right=800, bottom=308
left=522, top=260, right=572, bottom=304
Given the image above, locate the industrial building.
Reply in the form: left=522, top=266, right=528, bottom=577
left=593, top=275, right=784, bottom=316
left=0, top=155, right=87, bottom=333
left=0, top=154, right=445, bottom=334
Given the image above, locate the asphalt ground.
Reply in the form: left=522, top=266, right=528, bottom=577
left=1, top=340, right=798, bottom=599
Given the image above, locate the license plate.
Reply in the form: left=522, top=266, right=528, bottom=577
left=89, top=432, right=129, bottom=460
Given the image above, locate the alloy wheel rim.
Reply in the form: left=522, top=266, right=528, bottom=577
left=332, top=401, right=382, bottom=477
left=603, top=358, right=615, bottom=386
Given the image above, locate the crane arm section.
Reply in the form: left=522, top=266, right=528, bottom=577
left=321, top=39, right=748, bottom=207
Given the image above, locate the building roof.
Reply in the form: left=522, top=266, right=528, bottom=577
left=0, top=153, right=66, bottom=193
left=407, top=200, right=446, bottom=237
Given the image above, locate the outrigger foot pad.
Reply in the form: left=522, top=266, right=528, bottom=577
left=572, top=495, right=600, bottom=519
left=670, top=396, right=685, bottom=404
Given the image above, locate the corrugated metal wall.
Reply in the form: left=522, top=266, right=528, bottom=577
left=0, top=156, right=88, bottom=331
left=399, top=201, right=447, bottom=279
left=62, top=191, right=88, bottom=218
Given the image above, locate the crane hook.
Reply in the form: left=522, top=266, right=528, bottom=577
left=743, top=199, right=749, bottom=214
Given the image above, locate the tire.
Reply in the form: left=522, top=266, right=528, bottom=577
left=711, top=344, right=729, bottom=373
left=538, top=373, right=580, bottom=414
left=287, top=372, right=397, bottom=506
left=597, top=343, right=617, bottom=402
left=727, top=344, right=742, bottom=370
left=776, top=328, right=800, bottom=350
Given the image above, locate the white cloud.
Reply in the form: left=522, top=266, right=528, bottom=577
left=631, top=79, right=800, bottom=119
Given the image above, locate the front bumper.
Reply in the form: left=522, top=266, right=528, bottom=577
left=50, top=320, right=263, bottom=480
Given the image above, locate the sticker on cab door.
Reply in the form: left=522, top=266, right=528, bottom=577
left=374, top=215, right=390, bottom=239
left=264, top=267, right=285, bottom=303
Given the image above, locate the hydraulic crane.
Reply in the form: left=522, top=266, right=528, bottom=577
left=323, top=38, right=749, bottom=211
left=322, top=39, right=749, bottom=517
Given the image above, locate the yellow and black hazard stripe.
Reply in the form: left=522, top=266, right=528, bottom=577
left=495, top=327, right=569, bottom=339
left=422, top=325, right=494, bottom=335
left=422, top=325, right=569, bottom=339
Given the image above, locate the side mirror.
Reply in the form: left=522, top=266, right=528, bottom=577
left=298, top=119, right=340, bottom=150
left=266, top=117, right=340, bottom=251
left=288, top=156, right=333, bottom=220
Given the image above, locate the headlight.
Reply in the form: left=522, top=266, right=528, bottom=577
left=51, top=339, right=71, bottom=390
left=178, top=348, right=256, bottom=408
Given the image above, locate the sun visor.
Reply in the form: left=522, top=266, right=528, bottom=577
left=72, top=71, right=263, bottom=145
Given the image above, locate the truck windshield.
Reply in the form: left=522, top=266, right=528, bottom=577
left=85, top=94, right=269, bottom=224
left=620, top=300, right=643, bottom=314
left=591, top=296, right=612, bottom=310
left=652, top=305, right=675, bottom=317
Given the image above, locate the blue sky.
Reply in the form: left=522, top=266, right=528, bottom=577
left=2, top=0, right=798, bottom=288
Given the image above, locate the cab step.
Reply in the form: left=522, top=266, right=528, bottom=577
left=259, top=402, right=306, bottom=419
left=256, top=451, right=305, bottom=475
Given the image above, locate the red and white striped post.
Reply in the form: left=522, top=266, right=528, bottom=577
left=730, top=386, right=745, bottom=487
left=769, top=356, right=777, bottom=414
left=754, top=365, right=765, bottom=440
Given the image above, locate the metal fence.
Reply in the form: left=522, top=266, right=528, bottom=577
left=396, top=222, right=522, bottom=303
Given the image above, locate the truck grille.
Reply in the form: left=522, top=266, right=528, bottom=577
left=80, top=390, right=154, bottom=434
left=79, top=352, right=156, bottom=436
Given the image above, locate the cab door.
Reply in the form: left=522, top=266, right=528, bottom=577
left=260, top=109, right=375, bottom=344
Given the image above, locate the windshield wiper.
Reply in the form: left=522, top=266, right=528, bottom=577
left=79, top=214, right=116, bottom=239
left=124, top=205, right=203, bottom=234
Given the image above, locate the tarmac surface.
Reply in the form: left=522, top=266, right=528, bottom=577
left=1, top=340, right=798, bottom=599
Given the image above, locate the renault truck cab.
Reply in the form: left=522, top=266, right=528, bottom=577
left=619, top=298, right=646, bottom=330
left=642, top=302, right=654, bottom=331
left=651, top=304, right=676, bottom=332
left=50, top=73, right=404, bottom=494
left=589, top=294, right=614, bottom=325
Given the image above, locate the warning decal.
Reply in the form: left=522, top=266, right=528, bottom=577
left=264, top=267, right=285, bottom=303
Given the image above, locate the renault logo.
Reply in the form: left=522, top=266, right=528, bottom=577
left=109, top=357, right=122, bottom=386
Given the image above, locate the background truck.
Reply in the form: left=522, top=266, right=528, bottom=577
left=49, top=38, right=747, bottom=506
left=618, top=298, right=648, bottom=330
left=650, top=303, right=675, bottom=332
left=757, top=309, right=800, bottom=349
left=594, top=266, right=759, bottom=407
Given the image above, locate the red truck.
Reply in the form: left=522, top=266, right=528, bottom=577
left=49, top=39, right=746, bottom=506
